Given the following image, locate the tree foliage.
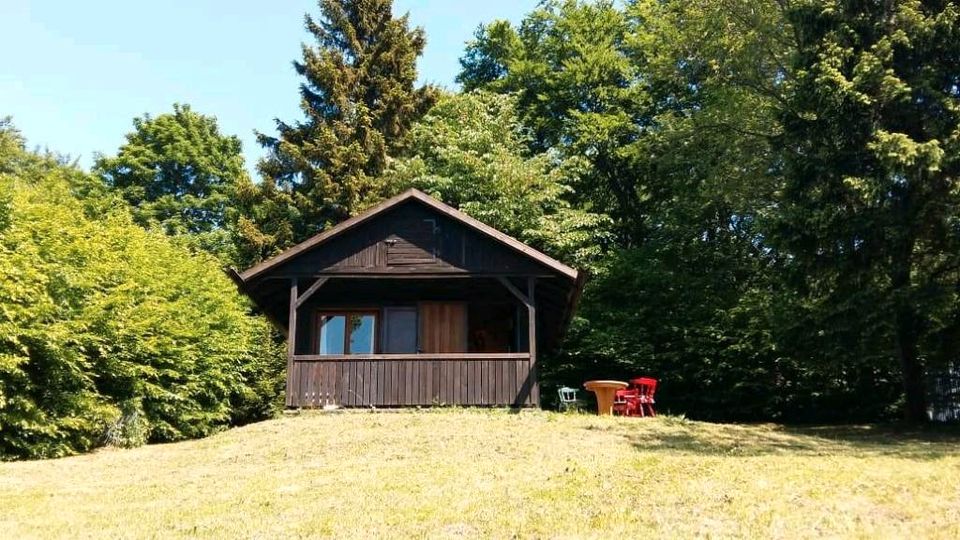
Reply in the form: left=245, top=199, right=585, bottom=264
left=459, top=0, right=646, bottom=244
left=771, top=0, right=960, bottom=422
left=94, top=104, right=250, bottom=262
left=459, top=0, right=788, bottom=418
left=459, top=0, right=960, bottom=422
left=385, top=91, right=612, bottom=270
left=0, top=123, right=283, bottom=459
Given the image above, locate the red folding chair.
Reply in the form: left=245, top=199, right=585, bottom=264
left=629, top=377, right=657, bottom=417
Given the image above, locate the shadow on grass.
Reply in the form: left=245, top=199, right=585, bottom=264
left=590, top=417, right=960, bottom=459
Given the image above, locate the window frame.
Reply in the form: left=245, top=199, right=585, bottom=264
left=313, top=309, right=380, bottom=356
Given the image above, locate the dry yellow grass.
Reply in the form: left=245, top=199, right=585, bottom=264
left=2, top=409, right=959, bottom=539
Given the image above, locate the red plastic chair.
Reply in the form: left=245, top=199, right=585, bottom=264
left=613, top=388, right=639, bottom=416
left=630, top=377, right=657, bottom=417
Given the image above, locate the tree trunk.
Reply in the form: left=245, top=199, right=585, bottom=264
left=890, top=233, right=926, bottom=423
left=894, top=305, right=927, bottom=423
left=890, top=180, right=927, bottom=424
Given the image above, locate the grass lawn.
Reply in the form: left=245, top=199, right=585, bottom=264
left=2, top=410, right=959, bottom=538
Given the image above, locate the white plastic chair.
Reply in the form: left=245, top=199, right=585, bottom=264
left=558, top=386, right=582, bottom=412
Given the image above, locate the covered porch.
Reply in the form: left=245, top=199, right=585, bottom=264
left=273, top=275, right=572, bottom=407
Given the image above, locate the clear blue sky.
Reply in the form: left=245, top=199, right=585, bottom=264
left=1, top=1, right=536, bottom=172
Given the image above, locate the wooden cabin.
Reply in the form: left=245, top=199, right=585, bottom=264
left=230, top=189, right=584, bottom=408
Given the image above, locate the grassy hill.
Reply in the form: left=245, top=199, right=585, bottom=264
left=2, top=410, right=959, bottom=538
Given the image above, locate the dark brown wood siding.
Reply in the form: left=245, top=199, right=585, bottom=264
left=386, top=216, right=438, bottom=265
left=270, top=203, right=547, bottom=276
left=289, top=355, right=534, bottom=407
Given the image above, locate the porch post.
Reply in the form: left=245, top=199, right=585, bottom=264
left=286, top=278, right=298, bottom=407
left=527, top=277, right=538, bottom=407
left=495, top=276, right=540, bottom=408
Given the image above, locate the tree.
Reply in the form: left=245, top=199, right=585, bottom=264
left=257, top=0, right=436, bottom=243
left=772, top=0, right=960, bottom=422
left=385, top=91, right=612, bottom=270
left=459, top=1, right=803, bottom=418
left=229, top=176, right=301, bottom=269
left=94, top=104, right=248, bottom=261
left=458, top=0, right=645, bottom=244
left=1, top=124, right=283, bottom=459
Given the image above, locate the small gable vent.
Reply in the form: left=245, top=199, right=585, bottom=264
left=385, top=218, right=438, bottom=266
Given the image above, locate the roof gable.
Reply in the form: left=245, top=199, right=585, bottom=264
left=238, top=189, right=578, bottom=281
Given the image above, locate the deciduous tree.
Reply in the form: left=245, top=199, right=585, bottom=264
left=1, top=121, right=283, bottom=459
left=94, top=104, right=248, bottom=262
left=385, top=91, right=612, bottom=270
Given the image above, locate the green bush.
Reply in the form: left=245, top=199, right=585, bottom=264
left=0, top=134, right=283, bottom=460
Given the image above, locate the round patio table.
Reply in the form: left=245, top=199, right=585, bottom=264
left=583, top=380, right=628, bottom=416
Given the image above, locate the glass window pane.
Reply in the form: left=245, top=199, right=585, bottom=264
left=383, top=307, right=417, bottom=353
left=318, top=315, right=345, bottom=354
left=349, top=314, right=376, bottom=354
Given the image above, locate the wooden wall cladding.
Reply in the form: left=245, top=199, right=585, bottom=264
left=418, top=302, right=467, bottom=353
left=385, top=217, right=437, bottom=265
left=273, top=203, right=546, bottom=276
left=289, top=356, right=534, bottom=407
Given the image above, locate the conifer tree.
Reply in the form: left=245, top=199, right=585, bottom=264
left=257, top=0, right=436, bottom=239
left=773, top=1, right=960, bottom=422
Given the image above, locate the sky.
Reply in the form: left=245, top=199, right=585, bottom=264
left=1, top=1, right=537, bottom=172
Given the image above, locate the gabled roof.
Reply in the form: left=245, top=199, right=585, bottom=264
left=238, top=188, right=579, bottom=282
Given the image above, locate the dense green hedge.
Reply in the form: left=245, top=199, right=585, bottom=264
left=0, top=150, right=283, bottom=460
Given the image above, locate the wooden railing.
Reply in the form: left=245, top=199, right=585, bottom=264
left=287, top=353, right=535, bottom=408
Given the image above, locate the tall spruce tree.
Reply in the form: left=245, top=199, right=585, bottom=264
left=773, top=1, right=960, bottom=422
left=257, top=0, right=436, bottom=240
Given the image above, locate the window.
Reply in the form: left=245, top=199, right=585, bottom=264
left=315, top=311, right=377, bottom=355
left=317, top=315, right=346, bottom=354
left=382, top=307, right=418, bottom=353
left=348, top=313, right=376, bottom=354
